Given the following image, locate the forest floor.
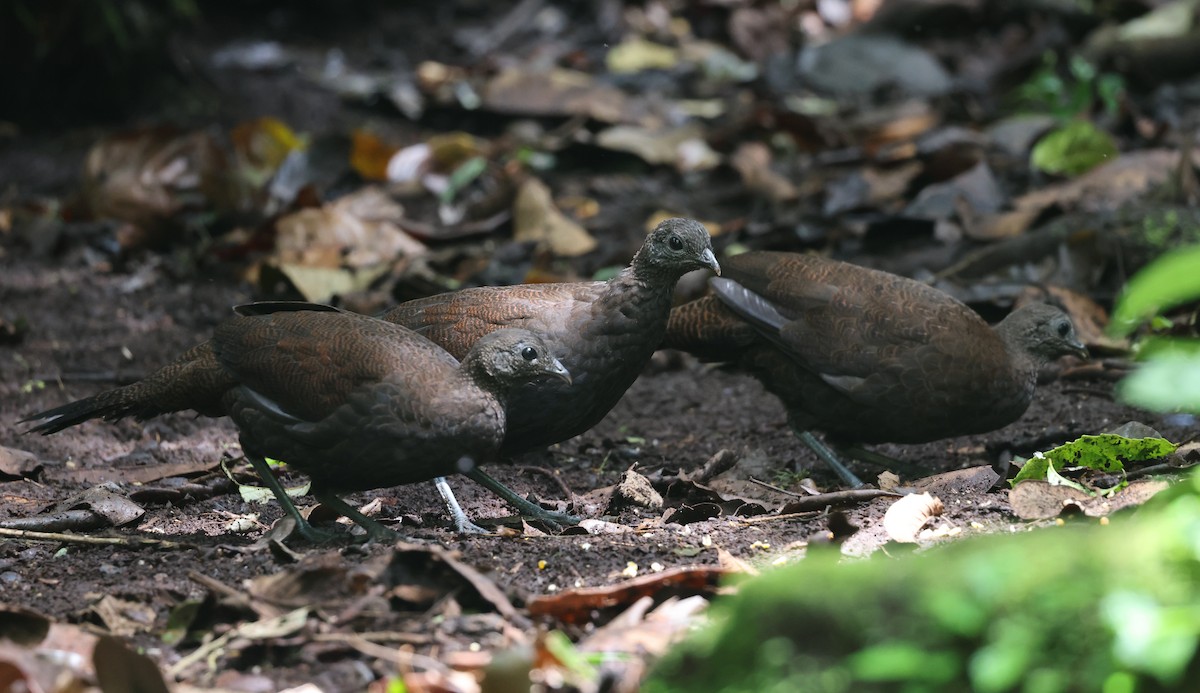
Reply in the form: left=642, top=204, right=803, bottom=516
left=2, top=237, right=1187, bottom=692
left=1, top=2, right=1197, bottom=691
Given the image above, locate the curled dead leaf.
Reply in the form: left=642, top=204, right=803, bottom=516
left=882, top=492, right=944, bottom=543
left=82, top=127, right=227, bottom=243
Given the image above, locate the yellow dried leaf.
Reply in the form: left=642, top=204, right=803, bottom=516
left=350, top=129, right=398, bottom=181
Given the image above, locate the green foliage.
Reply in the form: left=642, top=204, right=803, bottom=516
left=160, top=600, right=203, bottom=645
left=1011, top=433, right=1177, bottom=492
left=1111, top=245, right=1200, bottom=337
left=772, top=468, right=810, bottom=488
left=544, top=630, right=600, bottom=686
left=1015, top=53, right=1124, bottom=120
left=1015, top=52, right=1124, bottom=177
left=646, top=470, right=1200, bottom=693
left=1109, top=244, right=1200, bottom=413
left=440, top=156, right=489, bottom=204
left=1031, top=120, right=1118, bottom=176
left=1136, top=209, right=1200, bottom=250
left=1119, top=354, right=1200, bottom=413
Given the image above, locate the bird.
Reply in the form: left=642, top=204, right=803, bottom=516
left=379, top=217, right=719, bottom=522
left=22, top=307, right=571, bottom=542
left=664, top=250, right=1088, bottom=487
left=380, top=217, right=720, bottom=455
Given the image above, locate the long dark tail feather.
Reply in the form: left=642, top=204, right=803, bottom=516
left=20, top=387, right=146, bottom=434
left=21, top=342, right=229, bottom=435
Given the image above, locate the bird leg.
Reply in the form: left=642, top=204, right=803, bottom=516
left=465, top=467, right=580, bottom=529
left=244, top=454, right=341, bottom=543
left=789, top=425, right=865, bottom=488
left=312, top=491, right=404, bottom=543
left=433, top=476, right=490, bottom=535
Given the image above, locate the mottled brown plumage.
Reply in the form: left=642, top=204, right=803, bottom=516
left=24, top=309, right=569, bottom=541
left=381, top=217, right=720, bottom=455
left=665, top=251, right=1088, bottom=485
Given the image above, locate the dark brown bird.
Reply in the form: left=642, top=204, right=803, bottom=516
left=379, top=217, right=720, bottom=456
left=664, top=251, right=1088, bottom=486
left=23, top=308, right=570, bottom=542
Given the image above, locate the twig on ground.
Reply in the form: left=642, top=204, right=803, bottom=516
left=738, top=512, right=821, bottom=525
left=748, top=476, right=806, bottom=498
left=0, top=527, right=191, bottom=548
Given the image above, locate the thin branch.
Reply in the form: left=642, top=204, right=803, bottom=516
left=0, top=527, right=191, bottom=549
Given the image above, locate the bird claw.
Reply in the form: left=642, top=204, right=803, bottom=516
left=362, top=524, right=405, bottom=543
left=522, top=508, right=581, bottom=532
left=452, top=518, right=492, bottom=535
left=293, top=521, right=346, bottom=545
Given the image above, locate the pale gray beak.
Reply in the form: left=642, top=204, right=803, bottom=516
left=547, top=357, right=572, bottom=385
left=701, top=248, right=721, bottom=276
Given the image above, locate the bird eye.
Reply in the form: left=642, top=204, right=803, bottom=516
left=521, top=346, right=538, bottom=361
left=1056, top=321, right=1071, bottom=338
left=668, top=235, right=684, bottom=251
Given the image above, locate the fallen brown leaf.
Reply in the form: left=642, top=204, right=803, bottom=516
left=527, top=566, right=738, bottom=625
left=512, top=178, right=597, bottom=257
left=1009, top=479, right=1170, bottom=520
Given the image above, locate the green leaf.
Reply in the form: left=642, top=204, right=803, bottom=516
left=1045, top=459, right=1091, bottom=493
left=238, top=480, right=309, bottom=505
left=544, top=630, right=598, bottom=682
left=1031, top=120, right=1118, bottom=176
left=1134, top=336, right=1200, bottom=361
left=1117, top=355, right=1200, bottom=413
left=1011, top=434, right=1178, bottom=487
left=440, top=156, right=488, bottom=204
left=1097, top=73, right=1125, bottom=117
left=161, top=600, right=203, bottom=645
left=1110, top=245, right=1200, bottom=336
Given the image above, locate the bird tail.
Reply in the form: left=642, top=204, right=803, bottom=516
left=21, top=341, right=230, bottom=434
left=21, top=386, right=150, bottom=434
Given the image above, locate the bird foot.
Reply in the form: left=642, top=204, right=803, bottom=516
left=452, top=517, right=492, bottom=535
left=361, top=523, right=405, bottom=543
left=292, top=519, right=347, bottom=545
left=521, top=507, right=581, bottom=532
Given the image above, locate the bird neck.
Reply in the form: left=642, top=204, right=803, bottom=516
left=459, top=357, right=505, bottom=396
left=609, top=264, right=676, bottom=302
left=591, top=267, right=677, bottom=334
left=995, top=318, right=1043, bottom=375
left=625, top=256, right=679, bottom=287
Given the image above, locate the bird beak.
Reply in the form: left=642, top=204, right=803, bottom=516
left=701, top=248, right=721, bottom=276
left=1069, top=338, right=1089, bottom=360
left=548, top=357, right=573, bottom=385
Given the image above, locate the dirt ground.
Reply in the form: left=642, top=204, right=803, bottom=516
left=2, top=3, right=1198, bottom=690
left=0, top=236, right=1191, bottom=691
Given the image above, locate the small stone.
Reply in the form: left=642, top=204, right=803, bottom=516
left=608, top=469, right=664, bottom=512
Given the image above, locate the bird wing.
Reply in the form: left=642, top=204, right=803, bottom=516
left=380, top=283, right=602, bottom=359
left=718, top=252, right=984, bottom=399
left=213, top=311, right=457, bottom=422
